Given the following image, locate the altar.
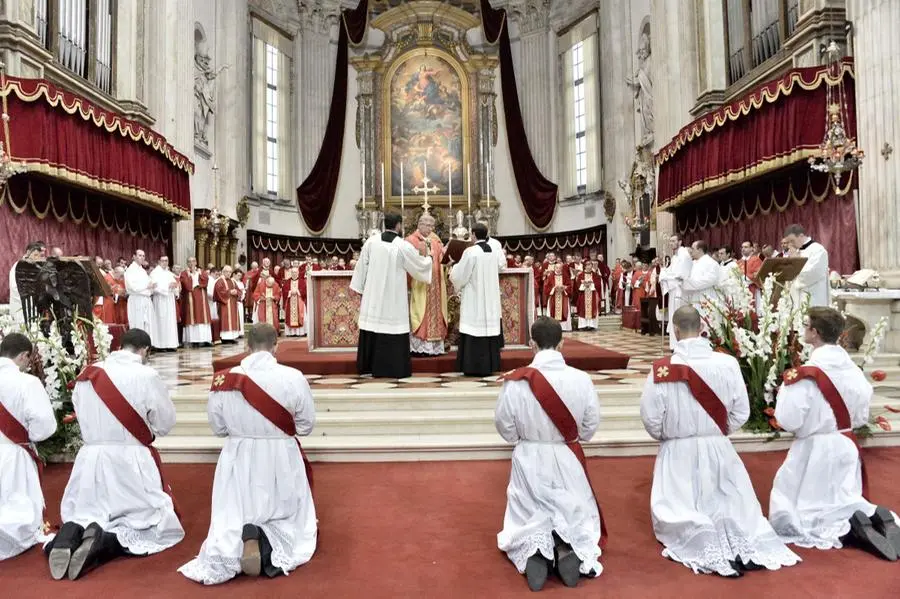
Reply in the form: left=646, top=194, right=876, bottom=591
left=307, top=268, right=535, bottom=352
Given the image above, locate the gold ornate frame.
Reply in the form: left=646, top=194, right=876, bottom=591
left=381, top=46, right=471, bottom=206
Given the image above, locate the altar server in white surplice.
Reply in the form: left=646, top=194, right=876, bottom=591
left=179, top=324, right=317, bottom=585
left=350, top=212, right=432, bottom=379
left=47, top=329, right=183, bottom=581
left=682, top=241, right=721, bottom=308
left=658, top=234, right=693, bottom=349
left=450, top=223, right=503, bottom=377
left=0, top=333, right=57, bottom=561
left=496, top=317, right=603, bottom=592
left=125, top=250, right=156, bottom=332
left=149, top=256, right=179, bottom=350
left=770, top=307, right=900, bottom=560
left=784, top=224, right=830, bottom=308
left=640, top=306, right=800, bottom=578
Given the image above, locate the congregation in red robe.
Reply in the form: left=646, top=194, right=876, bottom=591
left=213, top=267, right=242, bottom=342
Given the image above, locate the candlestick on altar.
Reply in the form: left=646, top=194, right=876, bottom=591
left=380, top=161, right=385, bottom=212
left=400, top=161, right=405, bottom=217
left=486, top=160, right=491, bottom=209
left=448, top=163, right=452, bottom=211
left=467, top=162, right=472, bottom=214
left=361, top=161, right=366, bottom=208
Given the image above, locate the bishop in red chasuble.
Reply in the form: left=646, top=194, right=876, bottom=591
left=543, top=263, right=572, bottom=332
left=574, top=261, right=605, bottom=330
left=405, top=214, right=448, bottom=355
left=282, top=267, right=306, bottom=337
left=252, top=276, right=282, bottom=333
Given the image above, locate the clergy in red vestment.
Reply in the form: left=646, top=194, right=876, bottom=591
left=543, top=263, right=572, bottom=332
left=632, top=262, right=652, bottom=309
left=244, top=260, right=260, bottom=312
left=112, top=266, right=129, bottom=326
left=524, top=256, right=543, bottom=315
left=179, top=257, right=212, bottom=346
left=282, top=267, right=306, bottom=337
left=405, top=214, right=448, bottom=355
left=595, top=254, right=611, bottom=296
left=253, top=276, right=282, bottom=333
left=96, top=270, right=123, bottom=324
left=738, top=241, right=763, bottom=290
left=213, top=265, right=242, bottom=342
left=611, top=259, right=624, bottom=312
left=574, top=261, right=605, bottom=330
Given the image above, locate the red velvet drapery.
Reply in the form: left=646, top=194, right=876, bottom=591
left=480, top=0, right=558, bottom=230
left=657, top=61, right=855, bottom=209
left=295, top=0, right=368, bottom=234
left=1, top=175, right=172, bottom=302
left=249, top=230, right=361, bottom=264
left=676, top=164, right=859, bottom=274
left=3, top=77, right=193, bottom=216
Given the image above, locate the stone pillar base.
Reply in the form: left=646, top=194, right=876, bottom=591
left=832, top=290, right=900, bottom=353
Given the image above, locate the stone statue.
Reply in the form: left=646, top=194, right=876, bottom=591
left=452, top=209, right=469, bottom=240
left=194, top=33, right=222, bottom=147
left=626, top=27, right=654, bottom=149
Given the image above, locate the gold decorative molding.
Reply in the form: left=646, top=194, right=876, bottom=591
left=371, top=1, right=480, bottom=32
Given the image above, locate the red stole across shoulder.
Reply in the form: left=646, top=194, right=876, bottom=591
left=76, top=365, right=180, bottom=519
left=211, top=371, right=313, bottom=491
left=504, top=367, right=607, bottom=548
left=783, top=365, right=868, bottom=496
left=0, top=403, right=47, bottom=522
left=653, top=357, right=729, bottom=435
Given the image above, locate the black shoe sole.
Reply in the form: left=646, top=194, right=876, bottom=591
left=67, top=525, right=101, bottom=580
left=525, top=555, right=549, bottom=592
left=556, top=550, right=581, bottom=588
left=241, top=539, right=262, bottom=577
left=871, top=507, right=900, bottom=557
left=850, top=511, right=898, bottom=561
left=48, top=548, right=71, bottom=581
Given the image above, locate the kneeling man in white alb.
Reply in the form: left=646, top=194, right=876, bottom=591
left=640, top=306, right=800, bottom=577
left=770, top=306, right=900, bottom=560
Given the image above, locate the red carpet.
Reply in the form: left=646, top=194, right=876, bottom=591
left=212, top=338, right=630, bottom=375
left=3, top=449, right=899, bottom=598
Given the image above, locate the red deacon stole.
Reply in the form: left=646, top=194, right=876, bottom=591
left=211, top=370, right=314, bottom=491
left=504, top=367, right=607, bottom=548
left=0, top=403, right=47, bottom=522
left=783, top=365, right=868, bottom=496
left=76, top=365, right=181, bottom=519
left=652, top=357, right=729, bottom=436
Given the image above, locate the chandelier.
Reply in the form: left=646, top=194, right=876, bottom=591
left=808, top=41, right=864, bottom=185
left=0, top=61, right=25, bottom=190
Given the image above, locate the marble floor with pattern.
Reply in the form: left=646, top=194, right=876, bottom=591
left=151, top=329, right=667, bottom=394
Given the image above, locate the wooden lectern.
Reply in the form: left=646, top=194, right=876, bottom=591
left=754, top=257, right=808, bottom=307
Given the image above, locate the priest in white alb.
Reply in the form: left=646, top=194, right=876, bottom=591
left=124, top=250, right=156, bottom=333
left=350, top=212, right=432, bottom=379
left=406, top=214, right=448, bottom=355
left=682, top=241, right=721, bottom=309
left=496, top=317, right=603, bottom=591
left=658, top=234, right=693, bottom=349
left=770, top=307, right=900, bottom=559
left=0, top=333, right=57, bottom=561
left=179, top=323, right=316, bottom=584
left=47, top=328, right=183, bottom=581
left=449, top=223, right=502, bottom=377
left=149, top=256, right=179, bottom=351
left=640, top=306, right=800, bottom=577
left=783, top=224, right=830, bottom=308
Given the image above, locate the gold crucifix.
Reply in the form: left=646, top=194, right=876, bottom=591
left=412, top=170, right=439, bottom=212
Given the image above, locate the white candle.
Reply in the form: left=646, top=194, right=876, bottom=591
left=467, top=162, right=472, bottom=213
left=448, top=163, right=452, bottom=210
left=400, top=161, right=405, bottom=212
left=486, top=160, right=491, bottom=209
left=361, top=161, right=366, bottom=208
left=380, top=161, right=385, bottom=210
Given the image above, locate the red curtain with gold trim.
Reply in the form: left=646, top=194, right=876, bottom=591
left=480, top=0, right=558, bottom=230
left=248, top=230, right=362, bottom=264
left=4, top=77, right=193, bottom=217
left=497, top=225, right=606, bottom=259
left=676, top=165, right=859, bottom=274
left=295, top=0, right=368, bottom=234
left=0, top=175, right=171, bottom=301
left=657, top=61, right=856, bottom=209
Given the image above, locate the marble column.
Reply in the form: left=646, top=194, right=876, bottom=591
left=507, top=0, right=556, bottom=182
left=848, top=0, right=900, bottom=289
left=599, top=0, right=636, bottom=260
left=297, top=13, right=338, bottom=180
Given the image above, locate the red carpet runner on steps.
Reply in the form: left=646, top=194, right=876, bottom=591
left=211, top=338, right=630, bottom=375
left=2, top=449, right=898, bottom=598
